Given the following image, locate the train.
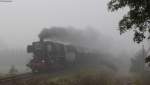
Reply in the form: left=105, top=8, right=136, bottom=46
left=26, top=38, right=116, bottom=73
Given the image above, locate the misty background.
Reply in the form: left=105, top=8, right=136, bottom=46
left=0, top=0, right=145, bottom=73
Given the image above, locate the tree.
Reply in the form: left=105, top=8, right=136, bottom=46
left=9, top=65, right=18, bottom=75
left=108, top=0, right=150, bottom=43
left=130, top=48, right=145, bottom=73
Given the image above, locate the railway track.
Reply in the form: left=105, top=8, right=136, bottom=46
left=0, top=71, right=64, bottom=85
left=0, top=72, right=36, bottom=85
left=0, top=69, right=81, bottom=85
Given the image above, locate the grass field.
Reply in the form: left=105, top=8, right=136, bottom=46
left=10, top=69, right=150, bottom=85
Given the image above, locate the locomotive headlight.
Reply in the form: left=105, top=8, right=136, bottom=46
left=41, top=60, right=45, bottom=63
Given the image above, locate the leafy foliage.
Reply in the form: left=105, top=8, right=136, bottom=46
left=108, top=0, right=150, bottom=43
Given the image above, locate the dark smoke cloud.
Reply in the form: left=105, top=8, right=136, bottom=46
left=39, top=26, right=113, bottom=53
left=38, top=26, right=118, bottom=71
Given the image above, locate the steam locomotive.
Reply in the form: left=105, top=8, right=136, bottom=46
left=27, top=38, right=117, bottom=73
left=27, top=38, right=94, bottom=73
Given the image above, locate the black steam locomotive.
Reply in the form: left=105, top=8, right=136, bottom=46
left=27, top=38, right=94, bottom=73
left=27, top=38, right=117, bottom=73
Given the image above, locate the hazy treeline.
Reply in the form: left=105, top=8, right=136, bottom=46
left=0, top=49, right=31, bottom=73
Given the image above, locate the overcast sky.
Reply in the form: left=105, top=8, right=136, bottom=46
left=0, top=0, right=143, bottom=54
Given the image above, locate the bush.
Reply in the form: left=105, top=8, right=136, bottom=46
left=48, top=70, right=116, bottom=85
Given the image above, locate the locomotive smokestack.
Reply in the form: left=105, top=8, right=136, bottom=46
left=40, top=38, right=44, bottom=42
left=39, top=28, right=50, bottom=42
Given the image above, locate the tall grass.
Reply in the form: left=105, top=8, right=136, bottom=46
left=13, top=69, right=150, bottom=85
left=12, top=69, right=116, bottom=85
left=47, top=69, right=116, bottom=85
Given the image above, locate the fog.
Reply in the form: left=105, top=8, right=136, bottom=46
left=0, top=0, right=144, bottom=73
